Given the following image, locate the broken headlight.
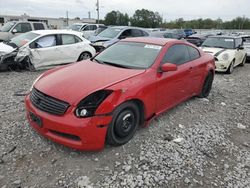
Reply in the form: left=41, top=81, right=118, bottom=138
left=75, top=90, right=113, bottom=118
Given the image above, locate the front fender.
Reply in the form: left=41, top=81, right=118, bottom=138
left=95, top=70, right=157, bottom=120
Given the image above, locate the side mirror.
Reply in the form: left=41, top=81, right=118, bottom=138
left=160, top=63, right=177, bottom=72
left=237, top=45, right=244, bottom=50
left=12, top=29, right=17, bottom=34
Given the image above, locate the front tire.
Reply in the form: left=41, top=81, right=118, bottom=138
left=226, top=60, right=235, bottom=74
left=106, top=102, right=140, bottom=146
left=198, top=72, right=214, bottom=98
left=78, top=52, right=92, bottom=61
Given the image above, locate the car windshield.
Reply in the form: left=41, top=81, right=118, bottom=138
left=94, top=42, right=162, bottom=69
left=8, top=32, right=40, bottom=48
left=202, top=37, right=235, bottom=49
left=1, top=22, right=16, bottom=32
left=97, top=27, right=122, bottom=39
left=69, top=24, right=84, bottom=31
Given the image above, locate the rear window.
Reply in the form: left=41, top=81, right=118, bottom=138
left=187, top=46, right=200, bottom=61
left=33, top=23, right=45, bottom=30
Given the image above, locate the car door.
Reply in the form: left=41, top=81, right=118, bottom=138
left=234, top=38, right=245, bottom=66
left=57, top=34, right=83, bottom=62
left=11, top=22, right=32, bottom=39
left=156, top=44, right=193, bottom=113
left=186, top=45, right=206, bottom=94
left=29, top=34, right=62, bottom=68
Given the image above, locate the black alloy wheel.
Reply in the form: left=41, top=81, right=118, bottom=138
left=106, top=102, right=140, bottom=146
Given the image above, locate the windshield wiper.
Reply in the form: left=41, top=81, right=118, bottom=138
left=102, top=61, right=132, bottom=69
left=212, top=46, right=224, bottom=48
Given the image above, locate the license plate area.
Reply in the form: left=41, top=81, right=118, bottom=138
left=30, top=112, right=43, bottom=128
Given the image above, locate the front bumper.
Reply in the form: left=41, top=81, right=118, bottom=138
left=25, top=94, right=112, bottom=151
left=215, top=60, right=230, bottom=72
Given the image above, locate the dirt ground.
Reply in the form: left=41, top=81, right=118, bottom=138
left=0, top=63, right=249, bottom=188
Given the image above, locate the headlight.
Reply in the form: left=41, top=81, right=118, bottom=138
left=222, top=53, right=229, bottom=61
left=94, top=41, right=104, bottom=46
left=30, top=74, right=43, bottom=91
left=75, top=90, right=113, bottom=118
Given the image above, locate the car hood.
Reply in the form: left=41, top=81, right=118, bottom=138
left=0, top=42, right=15, bottom=56
left=201, top=47, right=231, bottom=57
left=34, top=60, right=145, bottom=105
left=89, top=35, right=111, bottom=43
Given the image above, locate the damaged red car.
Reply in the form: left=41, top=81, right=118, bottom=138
left=25, top=37, right=215, bottom=151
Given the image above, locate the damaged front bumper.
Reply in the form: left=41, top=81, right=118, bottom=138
left=0, top=50, right=27, bottom=71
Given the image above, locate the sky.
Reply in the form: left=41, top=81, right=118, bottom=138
left=0, top=0, right=249, bottom=21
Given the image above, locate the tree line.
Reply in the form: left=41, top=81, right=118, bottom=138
left=100, top=9, right=250, bottom=29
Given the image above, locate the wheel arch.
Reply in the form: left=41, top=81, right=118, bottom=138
left=77, top=51, right=92, bottom=61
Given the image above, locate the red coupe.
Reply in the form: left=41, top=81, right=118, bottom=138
left=25, top=37, right=215, bottom=151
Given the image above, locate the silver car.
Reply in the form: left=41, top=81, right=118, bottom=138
left=0, top=21, right=48, bottom=42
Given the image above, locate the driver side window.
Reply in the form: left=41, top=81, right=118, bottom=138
left=35, top=35, right=57, bottom=48
left=120, top=29, right=132, bottom=39
left=13, top=23, right=32, bottom=33
left=162, top=44, right=190, bottom=65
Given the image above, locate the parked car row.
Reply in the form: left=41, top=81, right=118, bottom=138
left=0, top=21, right=248, bottom=151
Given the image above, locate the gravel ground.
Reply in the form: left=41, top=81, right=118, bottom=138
left=0, top=64, right=249, bottom=188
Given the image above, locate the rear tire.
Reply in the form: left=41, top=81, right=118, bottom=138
left=239, top=55, right=246, bottom=66
left=198, top=72, right=214, bottom=98
left=106, top=102, right=140, bottom=146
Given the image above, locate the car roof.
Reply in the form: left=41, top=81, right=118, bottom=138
left=122, top=37, right=176, bottom=46
left=209, top=35, right=241, bottom=39
left=110, top=26, right=147, bottom=30
left=31, top=29, right=83, bottom=36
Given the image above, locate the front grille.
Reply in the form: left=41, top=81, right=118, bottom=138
left=30, top=88, right=70, bottom=115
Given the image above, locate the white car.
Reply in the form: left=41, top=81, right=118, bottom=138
left=69, top=23, right=105, bottom=39
left=201, top=36, right=247, bottom=74
left=0, top=30, right=96, bottom=70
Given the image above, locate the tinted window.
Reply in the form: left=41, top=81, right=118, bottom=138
left=131, top=29, right=143, bottom=37
left=83, top=25, right=91, bottom=31
left=187, top=46, right=200, bottom=61
left=33, top=23, right=45, bottom=30
left=62, top=34, right=76, bottom=45
left=14, top=23, right=32, bottom=33
left=120, top=29, right=132, bottom=38
left=35, top=35, right=56, bottom=48
left=91, top=25, right=97, bottom=30
left=235, top=38, right=242, bottom=47
left=162, top=44, right=190, bottom=65
left=142, top=30, right=149, bottom=36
